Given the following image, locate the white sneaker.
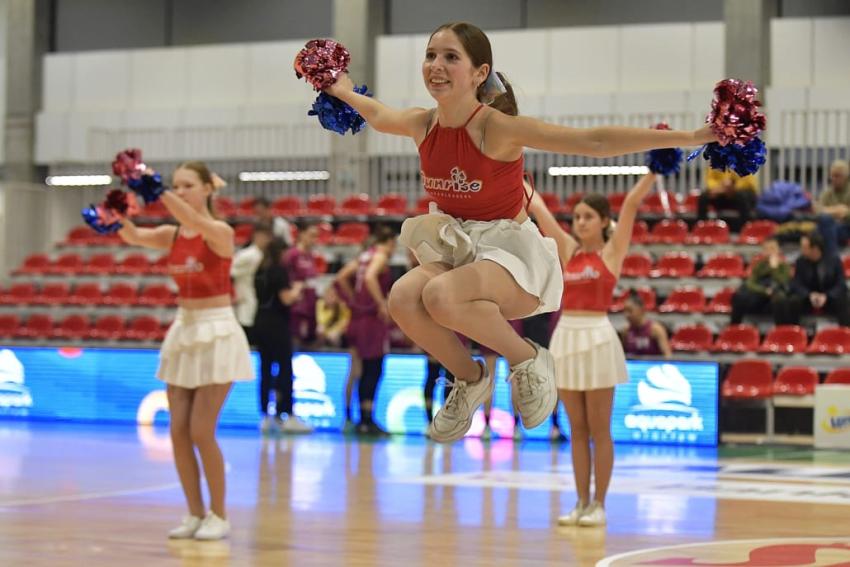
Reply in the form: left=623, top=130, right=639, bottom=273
left=508, top=339, right=557, bottom=429
left=578, top=502, right=607, bottom=527
left=557, top=503, right=587, bottom=526
left=260, top=416, right=278, bottom=434
left=427, top=361, right=493, bottom=443
left=194, top=512, right=230, bottom=540
left=281, top=415, right=313, bottom=434
left=168, top=515, right=202, bottom=539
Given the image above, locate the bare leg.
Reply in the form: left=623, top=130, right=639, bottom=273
left=189, top=383, right=233, bottom=518
left=586, top=387, right=616, bottom=505
left=560, top=389, right=591, bottom=505
left=167, top=385, right=204, bottom=517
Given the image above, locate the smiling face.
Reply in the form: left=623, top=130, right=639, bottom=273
left=171, top=167, right=213, bottom=213
left=423, top=27, right=489, bottom=105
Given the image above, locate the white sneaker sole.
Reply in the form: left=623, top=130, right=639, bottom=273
left=515, top=344, right=557, bottom=430
left=427, top=375, right=494, bottom=443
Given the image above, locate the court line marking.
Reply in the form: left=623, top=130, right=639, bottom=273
left=0, top=482, right=181, bottom=508
left=596, top=537, right=850, bottom=567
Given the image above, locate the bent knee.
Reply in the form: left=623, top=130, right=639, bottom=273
left=421, top=279, right=454, bottom=321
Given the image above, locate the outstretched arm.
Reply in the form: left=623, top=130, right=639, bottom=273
left=118, top=218, right=177, bottom=251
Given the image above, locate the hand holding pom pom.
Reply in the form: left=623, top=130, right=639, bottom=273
left=112, top=149, right=166, bottom=204
left=294, top=39, right=351, bottom=91
left=700, top=137, right=766, bottom=177
left=104, top=189, right=142, bottom=216
left=645, top=123, right=684, bottom=176
left=81, top=205, right=122, bottom=234
left=308, top=84, right=371, bottom=135
left=127, top=171, right=166, bottom=205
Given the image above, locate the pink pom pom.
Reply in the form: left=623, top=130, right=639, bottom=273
left=103, top=189, right=142, bottom=217
left=294, top=39, right=351, bottom=91
left=112, top=148, right=145, bottom=183
left=708, top=79, right=767, bottom=146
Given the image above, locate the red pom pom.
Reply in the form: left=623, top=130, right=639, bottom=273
left=294, top=39, right=351, bottom=91
left=103, top=189, right=142, bottom=217
left=708, top=79, right=767, bottom=146
left=112, top=148, right=145, bottom=182
left=653, top=122, right=671, bottom=131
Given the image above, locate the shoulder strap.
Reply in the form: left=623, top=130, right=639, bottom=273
left=462, top=104, right=485, bottom=128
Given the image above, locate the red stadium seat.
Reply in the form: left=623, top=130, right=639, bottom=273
left=375, top=194, right=408, bottom=215
left=234, top=224, right=254, bottom=246
left=316, top=222, right=334, bottom=245
left=334, top=222, right=370, bottom=245
left=631, top=220, right=650, bottom=244
left=125, top=316, right=165, bottom=341
left=607, top=192, right=626, bottom=214
left=67, top=282, right=102, bottom=306
left=759, top=325, right=808, bottom=354
left=563, top=192, right=583, bottom=214
left=0, top=314, right=20, bottom=338
left=16, top=254, right=51, bottom=275
left=610, top=287, right=656, bottom=313
left=675, top=192, right=699, bottom=215
left=825, top=368, right=850, bottom=384
left=150, top=255, right=169, bottom=275
left=658, top=286, right=705, bottom=313
left=738, top=220, right=778, bottom=244
left=237, top=196, right=257, bottom=217
left=53, top=314, right=91, bottom=340
left=104, top=282, right=139, bottom=306
left=83, top=253, right=117, bottom=275
left=116, top=253, right=151, bottom=275
left=648, top=219, right=688, bottom=244
left=305, top=195, right=336, bottom=216
left=16, top=313, right=54, bottom=339
left=48, top=253, right=84, bottom=275
left=621, top=253, right=653, bottom=278
left=314, top=255, right=329, bottom=274
left=0, top=283, right=37, bottom=305
left=713, top=324, right=760, bottom=353
left=89, top=315, right=126, bottom=341
left=722, top=359, right=773, bottom=399
left=214, top=196, right=236, bottom=218
left=651, top=252, right=695, bottom=278
left=843, top=256, right=850, bottom=278
left=413, top=196, right=433, bottom=215
left=807, top=327, right=850, bottom=355
left=138, top=283, right=176, bottom=307
left=640, top=191, right=675, bottom=215
left=35, top=282, right=71, bottom=306
left=339, top=193, right=373, bottom=216
left=271, top=196, right=303, bottom=216
left=66, top=226, right=95, bottom=246
left=686, top=220, right=730, bottom=245
left=773, top=366, right=818, bottom=396
left=670, top=324, right=713, bottom=352
left=697, top=253, right=745, bottom=278
left=541, top=192, right=563, bottom=213
left=706, top=287, right=735, bottom=314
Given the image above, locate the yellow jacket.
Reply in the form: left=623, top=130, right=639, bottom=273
left=316, top=300, right=351, bottom=337
left=706, top=169, right=758, bottom=193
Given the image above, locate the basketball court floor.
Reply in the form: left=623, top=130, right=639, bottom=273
left=1, top=422, right=848, bottom=566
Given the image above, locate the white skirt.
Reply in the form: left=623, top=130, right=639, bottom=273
left=157, top=306, right=254, bottom=389
left=550, top=314, right=628, bottom=391
left=398, top=208, right=562, bottom=316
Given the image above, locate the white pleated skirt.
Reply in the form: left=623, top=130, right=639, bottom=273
left=398, top=208, right=562, bottom=316
left=550, top=314, right=628, bottom=391
left=157, top=306, right=254, bottom=389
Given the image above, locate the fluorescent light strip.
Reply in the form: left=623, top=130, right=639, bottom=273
left=238, top=170, right=330, bottom=182
left=46, top=175, right=113, bottom=186
left=548, top=166, right=650, bottom=177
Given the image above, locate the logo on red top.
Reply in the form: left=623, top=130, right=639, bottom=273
left=169, top=256, right=204, bottom=275
left=422, top=167, right=483, bottom=194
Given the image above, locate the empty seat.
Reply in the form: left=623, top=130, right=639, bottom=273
left=116, top=253, right=151, bottom=274
left=807, top=327, right=850, bottom=355
left=686, top=220, right=730, bottom=245
left=125, top=316, right=164, bottom=341
left=53, top=314, right=91, bottom=340
left=621, top=253, right=653, bottom=278
left=648, top=219, right=689, bottom=244
left=48, top=253, right=84, bottom=275
left=334, top=222, right=370, bottom=245
left=713, top=324, right=760, bottom=353
left=759, top=325, right=808, bottom=354
left=651, top=252, right=695, bottom=278
left=825, top=368, right=850, bottom=384
left=698, top=254, right=745, bottom=278
left=271, top=196, right=303, bottom=216
left=339, top=193, right=373, bottom=215
left=631, top=220, right=650, bottom=244
left=237, top=196, right=257, bottom=216
left=214, top=196, right=236, bottom=218
left=67, top=282, right=103, bottom=306
left=305, top=195, right=336, bottom=216
left=83, top=253, right=117, bottom=275
left=670, top=324, right=713, bottom=352
left=607, top=192, right=626, bottom=214
left=540, top=192, right=563, bottom=212
left=104, top=282, right=139, bottom=306
left=66, top=226, right=95, bottom=246
left=16, top=254, right=51, bottom=275
left=138, top=284, right=175, bottom=307
left=706, top=287, right=735, bottom=314
left=35, top=282, right=71, bottom=306
left=0, top=314, right=20, bottom=338
left=16, top=313, right=53, bottom=339
left=659, top=287, right=705, bottom=313
left=90, top=315, right=126, bottom=341
left=773, top=366, right=818, bottom=396
left=675, top=192, right=699, bottom=215
left=722, top=359, right=773, bottom=399
left=375, top=194, right=408, bottom=215
left=150, top=255, right=169, bottom=275
left=0, top=283, right=37, bottom=305
left=563, top=192, right=583, bottom=214
left=640, top=191, right=675, bottom=215
left=738, top=220, right=778, bottom=244
left=316, top=222, right=334, bottom=245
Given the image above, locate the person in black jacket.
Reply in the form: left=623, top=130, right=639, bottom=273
left=775, top=232, right=850, bottom=326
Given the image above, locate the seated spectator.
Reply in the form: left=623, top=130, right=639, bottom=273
left=774, top=232, right=850, bottom=326
left=254, top=197, right=294, bottom=246
left=316, top=284, right=351, bottom=348
left=730, top=237, right=791, bottom=324
left=698, top=169, right=758, bottom=231
left=620, top=291, right=672, bottom=358
left=815, top=159, right=850, bottom=256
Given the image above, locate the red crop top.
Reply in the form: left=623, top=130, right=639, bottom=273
left=167, top=230, right=232, bottom=299
left=418, top=105, right=529, bottom=221
left=561, top=251, right=617, bottom=312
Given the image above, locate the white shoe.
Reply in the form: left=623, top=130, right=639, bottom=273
left=168, top=515, right=202, bottom=539
left=508, top=339, right=557, bottom=429
left=578, top=502, right=607, bottom=527
left=282, top=415, right=313, bottom=434
left=194, top=512, right=231, bottom=540
left=427, top=361, right=493, bottom=443
left=260, top=416, right=278, bottom=434
left=557, top=503, right=587, bottom=526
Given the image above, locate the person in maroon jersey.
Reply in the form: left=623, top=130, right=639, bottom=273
left=283, top=221, right=322, bottom=345
left=323, top=22, right=717, bottom=444
left=621, top=291, right=672, bottom=358
left=116, top=161, right=252, bottom=541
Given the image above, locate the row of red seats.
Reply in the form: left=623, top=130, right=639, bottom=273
left=723, top=360, right=850, bottom=399
left=671, top=324, right=850, bottom=355
left=625, top=219, right=775, bottom=245
left=15, top=252, right=167, bottom=275
left=0, top=282, right=176, bottom=306
left=610, top=286, right=735, bottom=314
left=0, top=313, right=166, bottom=341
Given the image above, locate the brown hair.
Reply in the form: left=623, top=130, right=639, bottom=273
left=429, top=22, right=518, bottom=116
left=373, top=225, right=397, bottom=245
left=176, top=160, right=217, bottom=216
left=577, top=193, right=612, bottom=241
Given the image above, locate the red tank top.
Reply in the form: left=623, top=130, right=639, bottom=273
left=562, top=251, right=618, bottom=312
left=419, top=105, right=528, bottom=221
left=167, top=230, right=232, bottom=299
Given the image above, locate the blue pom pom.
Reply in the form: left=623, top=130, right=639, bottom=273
left=308, top=84, right=371, bottom=135
left=81, top=205, right=122, bottom=234
left=127, top=172, right=165, bottom=204
left=702, top=137, right=766, bottom=177
left=646, top=147, right=683, bottom=176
